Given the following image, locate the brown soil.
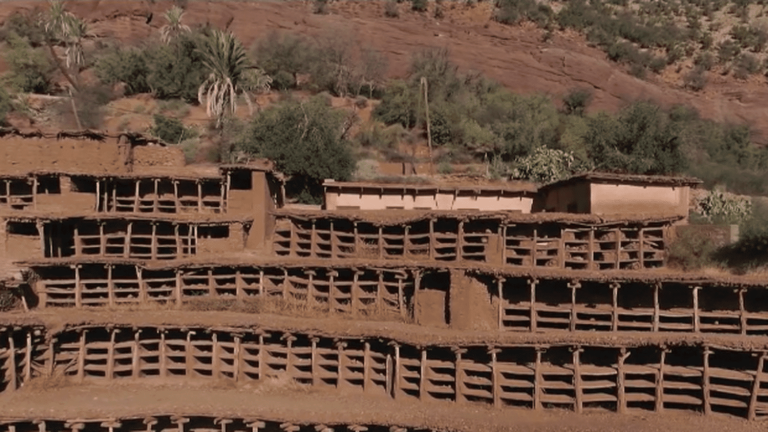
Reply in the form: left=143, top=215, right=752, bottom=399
left=0, top=382, right=763, bottom=432
left=0, top=1, right=765, bottom=144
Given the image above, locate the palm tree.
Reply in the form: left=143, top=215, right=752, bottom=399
left=41, top=0, right=79, bottom=90
left=65, top=17, right=87, bottom=71
left=197, top=30, right=272, bottom=128
left=160, top=6, right=191, bottom=45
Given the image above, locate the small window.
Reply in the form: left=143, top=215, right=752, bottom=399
left=70, top=176, right=97, bottom=193
left=7, top=222, right=38, bottom=236
left=230, top=170, right=253, bottom=190
left=37, top=176, right=61, bottom=194
left=198, top=225, right=229, bottom=239
left=337, top=206, right=361, bottom=210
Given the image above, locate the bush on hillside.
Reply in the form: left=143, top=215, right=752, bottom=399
left=151, top=114, right=197, bottom=144
left=0, top=88, right=11, bottom=126
left=510, top=147, right=577, bottom=183
left=412, top=0, right=428, bottom=12
left=0, top=11, right=45, bottom=47
left=252, top=31, right=316, bottom=90
left=237, top=95, right=356, bottom=204
left=561, top=88, right=593, bottom=116
left=495, top=0, right=553, bottom=26
left=94, top=32, right=207, bottom=102
left=2, top=32, right=56, bottom=94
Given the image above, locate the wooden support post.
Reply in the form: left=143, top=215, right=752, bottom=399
left=107, top=328, right=116, bottom=379
left=47, top=337, right=55, bottom=375
left=173, top=181, right=180, bottom=213
left=73, top=224, right=81, bottom=257
left=530, top=279, right=538, bottom=332
left=153, top=179, right=159, bottom=212
left=497, top=278, right=504, bottom=330
left=748, top=352, right=766, bottom=421
left=534, top=347, right=543, bottom=410
left=573, top=346, right=583, bottom=413
left=77, top=329, right=86, bottom=382
left=24, top=331, right=31, bottom=384
left=107, top=264, right=115, bottom=308
left=457, top=221, right=464, bottom=262
left=174, top=224, right=181, bottom=258
left=258, top=333, right=264, bottom=380
left=393, top=343, right=401, bottom=399
left=235, top=269, right=244, bottom=301
left=653, top=283, right=661, bottom=333
left=490, top=347, right=500, bottom=408
left=311, top=337, right=319, bottom=387
left=363, top=340, right=371, bottom=393
left=185, top=330, right=194, bottom=377
left=693, top=286, right=701, bottom=333
left=568, top=280, right=580, bottom=332
left=419, top=347, right=427, bottom=401
left=209, top=267, right=216, bottom=298
left=137, top=267, right=146, bottom=303
left=212, top=332, right=220, bottom=379
left=454, top=347, right=466, bottom=404
left=159, top=329, right=166, bottom=378
left=111, top=180, right=117, bottom=212
left=133, top=180, right=140, bottom=213
left=336, top=339, right=346, bottom=389
left=310, top=219, right=317, bottom=258
left=125, top=221, right=132, bottom=258
left=197, top=181, right=203, bottom=212
left=740, top=288, right=748, bottom=335
left=95, top=178, right=100, bottom=212
left=429, top=219, right=436, bottom=260
left=219, top=178, right=226, bottom=213
left=133, top=329, right=142, bottom=379
left=351, top=270, right=360, bottom=316
left=259, top=270, right=264, bottom=297
left=175, top=270, right=183, bottom=307
left=234, top=334, right=242, bottom=382
left=611, top=282, right=620, bottom=332
left=702, top=346, right=711, bottom=415
left=656, top=348, right=666, bottom=412
left=330, top=220, right=336, bottom=259
left=74, top=265, right=82, bottom=308
left=378, top=226, right=384, bottom=259
left=617, top=347, right=628, bottom=414
left=36, top=221, right=46, bottom=258
left=99, top=221, right=106, bottom=256
left=150, top=222, right=157, bottom=260
left=7, top=332, right=16, bottom=391
left=225, top=173, right=231, bottom=213
left=32, top=176, right=38, bottom=210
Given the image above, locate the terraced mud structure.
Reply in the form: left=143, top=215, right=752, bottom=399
left=1, top=129, right=767, bottom=432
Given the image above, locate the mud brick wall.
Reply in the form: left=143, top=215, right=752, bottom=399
left=272, top=216, right=670, bottom=271
left=5, top=325, right=768, bottom=420
left=0, top=138, right=128, bottom=175
left=131, top=146, right=186, bottom=168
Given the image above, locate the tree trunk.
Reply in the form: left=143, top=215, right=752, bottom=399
left=69, top=88, right=83, bottom=130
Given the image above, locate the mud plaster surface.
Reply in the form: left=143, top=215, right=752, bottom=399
left=5, top=310, right=768, bottom=350
left=0, top=382, right=763, bottom=432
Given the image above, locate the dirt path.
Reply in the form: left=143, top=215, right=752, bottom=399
left=0, top=381, right=763, bottom=432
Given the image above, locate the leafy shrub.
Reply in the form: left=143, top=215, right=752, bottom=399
left=694, top=51, right=715, bottom=70
left=0, top=87, right=11, bottom=126
left=718, top=40, right=741, bottom=63
left=510, top=147, right=577, bottom=183
left=683, top=66, right=707, bottom=91
left=237, top=95, right=356, bottom=203
left=668, top=227, right=720, bottom=270
left=94, top=46, right=151, bottom=95
left=734, top=53, right=762, bottom=79
left=252, top=32, right=316, bottom=89
left=0, top=11, right=45, bottom=46
left=151, top=114, right=196, bottom=143
left=561, top=88, right=592, bottom=116
left=733, top=199, right=768, bottom=255
left=412, top=0, right=428, bottom=12
left=495, top=0, right=553, bottom=26
left=437, top=162, right=453, bottom=174
left=2, top=32, right=55, bottom=94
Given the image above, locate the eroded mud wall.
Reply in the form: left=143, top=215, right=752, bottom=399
left=449, top=270, right=496, bottom=331
left=0, top=138, right=127, bottom=175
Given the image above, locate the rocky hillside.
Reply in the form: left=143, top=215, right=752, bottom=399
left=1, top=0, right=767, bottom=144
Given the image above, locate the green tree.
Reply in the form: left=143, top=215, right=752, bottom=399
left=0, top=87, right=11, bottom=126
left=197, top=30, right=272, bottom=128
left=237, top=95, right=356, bottom=203
left=586, top=101, right=687, bottom=174
left=2, top=33, right=56, bottom=93
left=253, top=31, right=316, bottom=89
left=147, top=32, right=208, bottom=102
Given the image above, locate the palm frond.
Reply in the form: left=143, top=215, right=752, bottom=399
left=160, top=6, right=190, bottom=44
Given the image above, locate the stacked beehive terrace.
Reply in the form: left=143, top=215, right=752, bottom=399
left=2, top=133, right=768, bottom=429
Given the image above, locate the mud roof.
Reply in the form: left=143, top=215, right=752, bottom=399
left=539, top=172, right=703, bottom=190
left=323, top=180, right=539, bottom=195
left=273, top=208, right=683, bottom=226
left=0, top=127, right=167, bottom=146
left=1, top=211, right=253, bottom=224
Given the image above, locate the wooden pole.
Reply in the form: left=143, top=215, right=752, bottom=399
left=420, top=77, right=434, bottom=176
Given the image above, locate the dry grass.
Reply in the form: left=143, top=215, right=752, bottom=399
left=22, top=368, right=72, bottom=392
